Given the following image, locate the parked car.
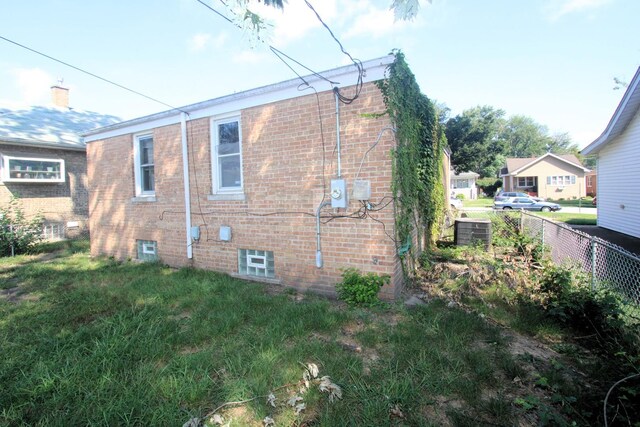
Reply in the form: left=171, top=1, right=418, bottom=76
left=494, top=197, right=561, bottom=212
left=495, top=191, right=545, bottom=202
left=450, top=196, right=462, bottom=209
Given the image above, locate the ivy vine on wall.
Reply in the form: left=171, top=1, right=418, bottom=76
left=377, top=51, right=446, bottom=273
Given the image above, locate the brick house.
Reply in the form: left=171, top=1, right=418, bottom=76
left=84, top=56, right=428, bottom=298
left=0, top=85, right=119, bottom=239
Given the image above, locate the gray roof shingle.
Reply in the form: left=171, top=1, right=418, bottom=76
left=0, top=106, right=120, bottom=151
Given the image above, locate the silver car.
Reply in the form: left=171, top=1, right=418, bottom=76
left=494, top=197, right=561, bottom=212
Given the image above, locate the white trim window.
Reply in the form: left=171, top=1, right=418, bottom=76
left=517, top=176, right=535, bottom=188
left=211, top=116, right=243, bottom=193
left=133, top=133, right=155, bottom=196
left=546, top=175, right=576, bottom=186
left=0, top=154, right=65, bottom=183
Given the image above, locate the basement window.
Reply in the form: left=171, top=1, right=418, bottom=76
left=0, top=154, right=65, bottom=183
left=42, top=223, right=65, bottom=241
left=137, top=240, right=158, bottom=261
left=238, top=249, right=274, bottom=278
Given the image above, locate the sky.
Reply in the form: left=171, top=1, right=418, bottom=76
left=1, top=0, right=638, bottom=148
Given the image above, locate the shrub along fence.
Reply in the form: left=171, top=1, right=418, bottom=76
left=457, top=209, right=640, bottom=321
left=519, top=211, right=640, bottom=318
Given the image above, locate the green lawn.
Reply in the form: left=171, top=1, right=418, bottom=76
left=460, top=197, right=493, bottom=208
left=546, top=197, right=595, bottom=207
left=536, top=212, right=597, bottom=225
left=0, top=248, right=537, bottom=426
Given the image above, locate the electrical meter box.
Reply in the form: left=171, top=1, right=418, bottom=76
left=219, top=226, right=231, bottom=241
left=330, top=179, right=347, bottom=209
left=352, top=179, right=371, bottom=201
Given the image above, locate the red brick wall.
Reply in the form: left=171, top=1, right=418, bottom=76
left=88, top=82, right=403, bottom=298
left=0, top=145, right=89, bottom=230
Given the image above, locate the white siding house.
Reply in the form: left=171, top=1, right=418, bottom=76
left=450, top=171, right=479, bottom=199
left=582, top=66, right=640, bottom=239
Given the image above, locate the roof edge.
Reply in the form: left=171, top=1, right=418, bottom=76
left=0, top=138, right=86, bottom=152
left=83, top=55, right=394, bottom=141
left=582, top=66, right=640, bottom=155
left=509, top=153, right=589, bottom=175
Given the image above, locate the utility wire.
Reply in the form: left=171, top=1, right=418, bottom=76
left=195, top=0, right=341, bottom=88
left=0, top=35, right=188, bottom=114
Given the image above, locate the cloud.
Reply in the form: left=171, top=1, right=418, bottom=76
left=3, top=68, right=54, bottom=107
left=545, top=0, right=613, bottom=21
left=188, top=32, right=228, bottom=52
left=250, top=0, right=337, bottom=46
left=341, top=0, right=426, bottom=39
left=232, top=50, right=269, bottom=64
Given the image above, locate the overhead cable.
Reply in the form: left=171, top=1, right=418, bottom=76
left=0, top=35, right=188, bottom=114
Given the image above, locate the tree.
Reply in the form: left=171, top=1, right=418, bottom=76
left=222, top=0, right=427, bottom=37
left=444, top=105, right=506, bottom=177
left=501, top=115, right=551, bottom=157
left=446, top=107, right=581, bottom=177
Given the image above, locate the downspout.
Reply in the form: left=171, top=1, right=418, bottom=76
left=334, top=88, right=341, bottom=178
left=181, top=112, right=193, bottom=259
left=315, top=200, right=331, bottom=268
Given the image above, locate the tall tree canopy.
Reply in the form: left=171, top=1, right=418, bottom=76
left=445, top=107, right=580, bottom=177
left=444, top=106, right=506, bottom=177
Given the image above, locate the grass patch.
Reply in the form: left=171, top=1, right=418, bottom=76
left=536, top=212, right=597, bottom=224
left=1, top=249, right=531, bottom=426
left=547, top=197, right=595, bottom=207
left=461, top=197, right=494, bottom=208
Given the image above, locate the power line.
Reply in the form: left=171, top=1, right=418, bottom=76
left=195, top=0, right=341, bottom=88
left=0, top=35, right=188, bottom=114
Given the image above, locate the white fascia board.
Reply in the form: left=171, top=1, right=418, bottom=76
left=582, top=66, right=640, bottom=155
left=84, top=55, right=394, bottom=143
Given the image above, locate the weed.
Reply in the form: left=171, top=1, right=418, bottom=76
left=335, top=268, right=389, bottom=307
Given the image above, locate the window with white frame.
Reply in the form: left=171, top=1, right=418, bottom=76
left=212, top=117, right=242, bottom=192
left=134, top=134, right=154, bottom=196
left=452, top=179, right=470, bottom=189
left=42, top=223, right=65, bottom=240
left=136, top=240, right=158, bottom=261
left=238, top=249, right=274, bottom=278
left=0, top=154, right=65, bottom=183
left=517, top=177, right=535, bottom=187
left=546, top=175, right=576, bottom=186
left=587, top=175, right=594, bottom=186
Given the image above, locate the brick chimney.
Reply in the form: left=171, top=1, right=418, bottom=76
left=51, top=81, right=69, bottom=108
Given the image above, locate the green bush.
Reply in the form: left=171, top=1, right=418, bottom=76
left=0, top=197, right=43, bottom=257
left=477, top=178, right=502, bottom=197
left=455, top=193, right=465, bottom=200
left=538, top=264, right=624, bottom=334
left=336, top=268, right=389, bottom=307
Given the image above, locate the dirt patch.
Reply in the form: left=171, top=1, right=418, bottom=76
left=505, top=330, right=558, bottom=361
left=0, top=286, right=40, bottom=303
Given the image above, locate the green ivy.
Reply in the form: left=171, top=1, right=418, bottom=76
left=376, top=51, right=446, bottom=274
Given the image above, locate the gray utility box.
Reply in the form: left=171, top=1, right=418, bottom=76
left=454, top=218, right=492, bottom=249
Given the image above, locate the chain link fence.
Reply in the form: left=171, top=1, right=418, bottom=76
left=454, top=209, right=640, bottom=321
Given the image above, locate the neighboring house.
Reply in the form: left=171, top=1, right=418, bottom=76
left=0, top=85, right=120, bottom=239
left=585, top=169, right=597, bottom=197
left=450, top=171, right=479, bottom=199
left=85, top=55, right=435, bottom=299
left=582, top=66, right=640, bottom=239
left=500, top=153, right=590, bottom=200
